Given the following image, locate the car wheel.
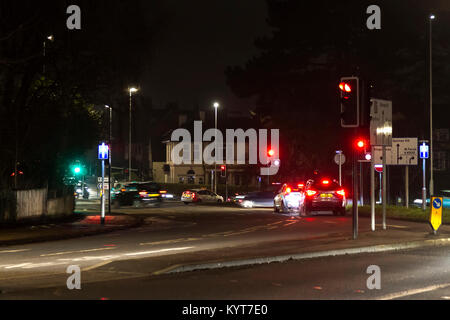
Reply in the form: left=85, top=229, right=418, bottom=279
left=217, top=199, right=223, bottom=203
left=340, top=207, right=346, bottom=216
left=280, top=201, right=288, bottom=214
left=274, top=201, right=279, bottom=213
left=184, top=202, right=189, bottom=205
left=301, top=206, right=310, bottom=217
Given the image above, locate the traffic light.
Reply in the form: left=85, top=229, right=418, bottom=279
left=268, top=149, right=275, bottom=157
left=355, top=138, right=369, bottom=153
left=220, top=165, right=226, bottom=177
left=70, top=162, right=84, bottom=176
left=339, top=77, right=360, bottom=128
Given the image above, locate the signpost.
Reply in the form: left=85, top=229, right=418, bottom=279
left=98, top=143, right=109, bottom=225
left=370, top=99, right=392, bottom=231
left=334, top=151, right=346, bottom=186
left=373, top=138, right=418, bottom=209
left=420, top=141, right=429, bottom=210
left=429, top=197, right=443, bottom=234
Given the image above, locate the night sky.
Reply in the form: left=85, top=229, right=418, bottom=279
left=141, top=0, right=271, bottom=110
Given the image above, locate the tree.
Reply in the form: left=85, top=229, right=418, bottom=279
left=226, top=0, right=450, bottom=178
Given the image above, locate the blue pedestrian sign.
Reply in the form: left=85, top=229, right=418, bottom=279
left=419, top=143, right=429, bottom=159
left=98, top=143, right=109, bottom=160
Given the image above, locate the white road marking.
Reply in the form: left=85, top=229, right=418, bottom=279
left=377, top=283, right=450, bottom=300
left=124, top=247, right=193, bottom=256
left=40, top=247, right=116, bottom=257
left=0, top=249, right=30, bottom=254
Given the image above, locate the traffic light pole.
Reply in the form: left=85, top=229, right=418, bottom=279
left=370, top=146, right=376, bottom=231
left=352, top=131, right=359, bottom=240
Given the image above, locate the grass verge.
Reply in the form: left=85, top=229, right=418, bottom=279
left=357, top=205, right=450, bottom=224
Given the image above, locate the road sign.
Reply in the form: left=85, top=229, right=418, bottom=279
left=97, top=183, right=109, bottom=190
left=373, top=138, right=418, bottom=165
left=98, top=177, right=109, bottom=183
left=374, top=164, right=383, bottom=173
left=420, top=142, right=429, bottom=159
left=98, top=143, right=109, bottom=160
left=334, top=153, right=346, bottom=165
left=429, top=197, right=443, bottom=232
left=370, top=99, right=392, bottom=146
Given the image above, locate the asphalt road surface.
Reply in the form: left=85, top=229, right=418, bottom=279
left=0, top=201, right=449, bottom=300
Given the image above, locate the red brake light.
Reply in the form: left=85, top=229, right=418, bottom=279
left=306, top=190, right=317, bottom=197
left=160, top=190, right=167, bottom=194
left=336, top=189, right=346, bottom=197
left=139, top=191, right=148, bottom=197
left=286, top=187, right=292, bottom=194
left=298, top=183, right=304, bottom=188
left=322, top=179, right=330, bottom=185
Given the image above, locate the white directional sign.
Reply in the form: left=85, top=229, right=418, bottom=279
left=373, top=138, right=418, bottom=165
left=370, top=99, right=393, bottom=146
left=98, top=177, right=109, bottom=183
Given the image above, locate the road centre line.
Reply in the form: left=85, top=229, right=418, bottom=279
left=40, top=247, right=117, bottom=257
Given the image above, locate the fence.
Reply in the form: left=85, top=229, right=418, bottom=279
left=0, top=188, right=75, bottom=222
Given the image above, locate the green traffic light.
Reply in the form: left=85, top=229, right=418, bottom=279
left=74, top=167, right=81, bottom=174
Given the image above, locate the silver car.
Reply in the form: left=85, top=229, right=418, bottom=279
left=181, top=189, right=224, bottom=204
left=274, top=183, right=305, bottom=213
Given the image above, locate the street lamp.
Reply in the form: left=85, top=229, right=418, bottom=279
left=128, top=88, right=138, bottom=181
left=429, top=14, right=435, bottom=196
left=105, top=105, right=112, bottom=215
left=213, top=102, right=220, bottom=193
left=43, top=34, right=54, bottom=74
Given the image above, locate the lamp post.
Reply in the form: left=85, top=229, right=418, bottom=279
left=43, top=35, right=54, bottom=74
left=213, top=102, right=220, bottom=194
left=128, top=88, right=138, bottom=181
left=105, top=105, right=112, bottom=216
left=429, top=14, right=435, bottom=197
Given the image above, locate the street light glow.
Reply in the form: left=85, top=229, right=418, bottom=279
left=129, top=87, right=138, bottom=93
left=430, top=14, right=436, bottom=20
left=213, top=102, right=220, bottom=108
left=47, top=35, right=54, bottom=41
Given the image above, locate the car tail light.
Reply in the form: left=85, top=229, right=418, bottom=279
left=286, top=187, right=292, bottom=194
left=298, top=183, right=304, bottom=188
left=322, top=179, right=330, bottom=185
left=336, top=189, right=345, bottom=197
left=192, top=193, right=196, bottom=199
left=121, top=188, right=126, bottom=192
left=306, top=190, right=318, bottom=197
left=160, top=190, right=167, bottom=194
left=139, top=191, right=148, bottom=198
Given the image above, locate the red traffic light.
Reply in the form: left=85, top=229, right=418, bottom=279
left=220, top=165, right=226, bottom=171
left=339, top=82, right=352, bottom=93
left=268, top=149, right=275, bottom=157
left=355, top=138, right=368, bottom=150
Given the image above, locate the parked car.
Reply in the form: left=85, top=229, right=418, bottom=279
left=239, top=191, right=276, bottom=208
left=112, top=182, right=163, bottom=208
left=302, top=178, right=346, bottom=216
left=181, top=189, right=224, bottom=204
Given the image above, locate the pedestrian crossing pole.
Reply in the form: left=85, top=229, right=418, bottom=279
left=98, top=143, right=109, bottom=225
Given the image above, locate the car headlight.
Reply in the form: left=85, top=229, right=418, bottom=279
left=242, top=200, right=254, bottom=208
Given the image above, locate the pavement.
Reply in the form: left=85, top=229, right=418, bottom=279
left=0, top=212, right=141, bottom=247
